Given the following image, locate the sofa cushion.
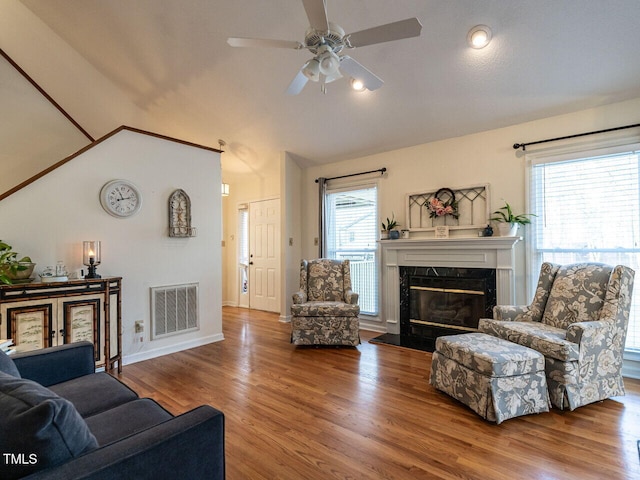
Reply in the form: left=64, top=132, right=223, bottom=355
left=478, top=318, right=580, bottom=362
left=0, top=348, right=20, bottom=378
left=541, top=263, right=612, bottom=330
left=434, top=332, right=545, bottom=377
left=291, top=301, right=360, bottom=317
left=307, top=259, right=346, bottom=302
left=49, top=372, right=138, bottom=417
left=85, top=398, right=174, bottom=446
left=0, top=371, right=98, bottom=479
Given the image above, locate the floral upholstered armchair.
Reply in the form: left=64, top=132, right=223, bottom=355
left=291, top=259, right=360, bottom=346
left=478, top=262, right=635, bottom=410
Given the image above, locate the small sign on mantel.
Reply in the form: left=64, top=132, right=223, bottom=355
left=434, top=226, right=450, bottom=238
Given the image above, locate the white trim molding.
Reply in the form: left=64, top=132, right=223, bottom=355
left=623, top=351, right=640, bottom=380
left=380, top=236, right=521, bottom=334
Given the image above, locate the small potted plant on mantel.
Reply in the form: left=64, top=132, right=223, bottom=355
left=0, top=240, right=35, bottom=285
left=490, top=201, right=535, bottom=236
left=381, top=214, right=400, bottom=240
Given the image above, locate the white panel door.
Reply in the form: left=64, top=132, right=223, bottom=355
left=249, top=198, right=280, bottom=312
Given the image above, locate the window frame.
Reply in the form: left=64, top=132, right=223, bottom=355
left=525, top=134, right=640, bottom=354
left=323, top=180, right=380, bottom=316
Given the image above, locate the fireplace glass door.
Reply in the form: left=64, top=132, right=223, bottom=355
left=410, top=281, right=486, bottom=331
left=400, top=266, right=496, bottom=349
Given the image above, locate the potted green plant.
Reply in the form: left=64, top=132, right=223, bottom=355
left=490, top=201, right=535, bottom=236
left=381, top=214, right=400, bottom=240
left=0, top=240, right=35, bottom=285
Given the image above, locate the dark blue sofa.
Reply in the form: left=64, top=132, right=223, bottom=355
left=0, top=342, right=225, bottom=479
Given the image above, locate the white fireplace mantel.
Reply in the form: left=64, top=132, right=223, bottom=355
left=380, top=236, right=521, bottom=334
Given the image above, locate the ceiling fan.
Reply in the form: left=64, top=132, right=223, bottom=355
left=227, top=0, right=422, bottom=94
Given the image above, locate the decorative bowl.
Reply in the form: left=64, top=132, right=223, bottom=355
left=8, top=262, right=36, bottom=281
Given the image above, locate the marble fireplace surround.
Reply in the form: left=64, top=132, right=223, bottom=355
left=380, top=237, right=521, bottom=334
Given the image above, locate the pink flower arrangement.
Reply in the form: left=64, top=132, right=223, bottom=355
left=427, top=189, right=459, bottom=219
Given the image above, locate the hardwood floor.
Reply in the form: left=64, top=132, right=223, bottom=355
left=116, top=307, right=640, bottom=479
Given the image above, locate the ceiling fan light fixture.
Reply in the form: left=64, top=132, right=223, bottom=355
left=324, top=69, right=343, bottom=84
left=302, top=58, right=320, bottom=81
left=467, top=25, right=492, bottom=49
left=228, top=3, right=423, bottom=96
left=318, top=49, right=340, bottom=75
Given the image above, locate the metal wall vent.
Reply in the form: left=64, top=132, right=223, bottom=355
left=151, top=283, right=199, bottom=339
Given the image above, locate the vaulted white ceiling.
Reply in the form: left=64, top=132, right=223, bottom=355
left=20, top=0, right=640, bottom=175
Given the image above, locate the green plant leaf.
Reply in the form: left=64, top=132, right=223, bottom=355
left=490, top=201, right=535, bottom=225
left=0, top=240, right=32, bottom=283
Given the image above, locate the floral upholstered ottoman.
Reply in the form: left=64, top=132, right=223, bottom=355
left=429, top=332, right=550, bottom=424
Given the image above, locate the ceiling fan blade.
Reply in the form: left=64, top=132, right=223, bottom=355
left=301, top=0, right=329, bottom=32
left=339, top=56, right=383, bottom=91
left=346, top=18, right=423, bottom=48
left=227, top=37, right=303, bottom=49
left=286, top=69, right=309, bottom=95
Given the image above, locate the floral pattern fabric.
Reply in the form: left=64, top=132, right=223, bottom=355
left=290, top=316, right=360, bottom=346
left=291, top=301, right=360, bottom=317
left=542, top=263, right=612, bottom=329
left=478, top=319, right=580, bottom=362
left=291, top=259, right=360, bottom=346
left=479, top=262, right=635, bottom=410
left=430, top=333, right=550, bottom=424
left=493, top=262, right=560, bottom=322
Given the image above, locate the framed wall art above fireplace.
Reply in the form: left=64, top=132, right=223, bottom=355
left=405, top=183, right=490, bottom=235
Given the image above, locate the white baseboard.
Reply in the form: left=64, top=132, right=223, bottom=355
left=359, top=318, right=387, bottom=333
left=222, top=300, right=237, bottom=307
left=279, top=314, right=291, bottom=323
left=123, top=333, right=224, bottom=366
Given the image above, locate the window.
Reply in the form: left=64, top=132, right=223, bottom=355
left=324, top=184, right=378, bottom=315
left=528, top=144, right=640, bottom=351
left=237, top=206, right=249, bottom=307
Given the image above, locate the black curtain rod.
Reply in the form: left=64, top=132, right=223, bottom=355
left=315, top=167, right=387, bottom=183
left=513, top=122, right=640, bottom=151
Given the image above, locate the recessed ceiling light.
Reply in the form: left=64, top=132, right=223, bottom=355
left=467, top=25, right=492, bottom=49
left=350, top=78, right=365, bottom=92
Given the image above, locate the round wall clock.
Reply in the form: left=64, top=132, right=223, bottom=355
left=100, top=179, right=142, bottom=218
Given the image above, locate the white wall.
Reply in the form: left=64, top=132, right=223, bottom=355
left=281, top=152, right=302, bottom=322
left=0, top=129, right=222, bottom=364
left=298, top=96, right=640, bottom=329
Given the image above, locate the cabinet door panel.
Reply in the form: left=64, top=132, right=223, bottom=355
left=61, top=297, right=101, bottom=362
left=6, top=304, right=53, bottom=352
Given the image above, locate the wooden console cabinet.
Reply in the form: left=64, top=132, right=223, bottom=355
left=0, top=277, right=122, bottom=372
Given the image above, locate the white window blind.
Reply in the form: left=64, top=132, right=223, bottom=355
left=324, top=184, right=378, bottom=315
left=528, top=147, right=640, bottom=351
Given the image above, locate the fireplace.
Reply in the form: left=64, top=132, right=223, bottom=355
left=376, top=236, right=521, bottom=351
left=399, top=266, right=496, bottom=350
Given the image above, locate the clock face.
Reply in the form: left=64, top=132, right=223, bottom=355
left=100, top=180, right=142, bottom=218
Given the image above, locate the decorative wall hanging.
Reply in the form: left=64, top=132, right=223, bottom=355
left=406, top=183, right=490, bottom=234
left=427, top=188, right=459, bottom=219
left=168, top=189, right=196, bottom=237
